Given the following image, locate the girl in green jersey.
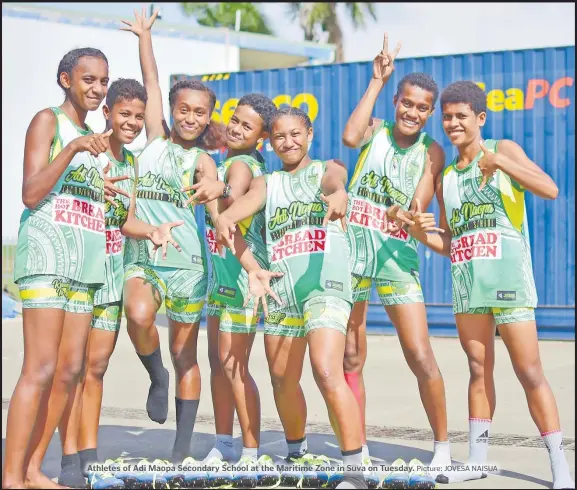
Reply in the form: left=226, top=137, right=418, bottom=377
left=215, top=108, right=366, bottom=489
left=120, top=9, right=226, bottom=462
left=52, top=79, right=184, bottom=487
left=201, top=94, right=278, bottom=469
left=3, top=48, right=114, bottom=490
left=408, top=81, right=574, bottom=489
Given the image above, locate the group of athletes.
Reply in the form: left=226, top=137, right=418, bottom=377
left=2, top=8, right=574, bottom=490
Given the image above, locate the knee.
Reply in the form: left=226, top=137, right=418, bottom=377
left=312, top=364, right=341, bottom=393
left=467, top=355, right=488, bottom=382
left=269, top=370, right=300, bottom=394
left=170, top=344, right=198, bottom=376
left=515, top=361, right=546, bottom=391
left=406, top=347, right=440, bottom=380
left=209, top=349, right=224, bottom=375
left=55, top=357, right=85, bottom=387
left=125, top=301, right=155, bottom=331
left=343, top=338, right=365, bottom=374
left=22, top=359, right=57, bottom=387
left=86, top=355, right=111, bottom=382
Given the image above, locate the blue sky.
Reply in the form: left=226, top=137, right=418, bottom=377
left=30, top=2, right=575, bottom=62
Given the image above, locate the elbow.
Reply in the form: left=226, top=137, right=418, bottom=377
left=22, top=190, right=39, bottom=210
left=546, top=184, right=559, bottom=200
left=342, top=130, right=360, bottom=149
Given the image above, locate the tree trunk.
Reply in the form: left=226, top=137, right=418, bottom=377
left=325, top=3, right=344, bottom=62
left=299, top=3, right=315, bottom=41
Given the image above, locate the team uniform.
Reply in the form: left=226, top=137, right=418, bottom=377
left=205, top=155, right=268, bottom=334
left=442, top=139, right=537, bottom=324
left=263, top=160, right=353, bottom=338
left=92, top=149, right=136, bottom=331
left=14, top=107, right=106, bottom=312
left=347, top=120, right=434, bottom=306
left=123, top=137, right=208, bottom=323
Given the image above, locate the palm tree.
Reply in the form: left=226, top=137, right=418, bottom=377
left=180, top=3, right=273, bottom=35
left=288, top=3, right=377, bottom=62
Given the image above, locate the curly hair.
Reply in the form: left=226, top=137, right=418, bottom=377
left=440, top=81, right=487, bottom=115
left=106, top=78, right=147, bottom=108
left=57, top=47, right=108, bottom=90
left=237, top=93, right=278, bottom=132
left=270, top=107, right=312, bottom=131
left=396, top=72, right=439, bottom=106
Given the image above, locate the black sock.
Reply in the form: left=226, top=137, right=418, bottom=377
left=78, top=448, right=98, bottom=477
left=172, top=398, right=200, bottom=460
left=59, top=453, right=87, bottom=488
left=138, top=347, right=170, bottom=424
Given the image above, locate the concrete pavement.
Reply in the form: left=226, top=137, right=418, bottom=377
left=2, top=317, right=575, bottom=488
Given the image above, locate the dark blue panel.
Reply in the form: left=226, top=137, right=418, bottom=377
left=171, top=46, right=576, bottom=338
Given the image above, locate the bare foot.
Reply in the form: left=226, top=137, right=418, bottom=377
left=3, top=482, right=28, bottom=489
left=25, top=471, right=67, bottom=489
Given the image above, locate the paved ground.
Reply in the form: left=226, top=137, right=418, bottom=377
left=2, top=317, right=575, bottom=488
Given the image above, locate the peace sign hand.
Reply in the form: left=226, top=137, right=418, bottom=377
left=478, top=141, right=499, bottom=191
left=373, top=33, right=402, bottom=82
left=120, top=7, right=160, bottom=36
left=103, top=162, right=131, bottom=208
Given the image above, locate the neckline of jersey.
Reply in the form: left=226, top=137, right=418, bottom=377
left=277, top=159, right=321, bottom=176
left=385, top=121, right=424, bottom=154
left=53, top=106, right=92, bottom=135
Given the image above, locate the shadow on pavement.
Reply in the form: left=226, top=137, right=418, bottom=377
left=2, top=425, right=553, bottom=488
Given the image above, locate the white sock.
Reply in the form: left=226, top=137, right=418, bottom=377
left=468, top=418, right=491, bottom=463
left=287, top=437, right=307, bottom=455
left=204, top=434, right=235, bottom=462
left=429, top=440, right=451, bottom=479
left=446, top=419, right=491, bottom=484
left=241, top=447, right=258, bottom=463
left=361, top=445, right=370, bottom=462
left=542, top=430, right=575, bottom=489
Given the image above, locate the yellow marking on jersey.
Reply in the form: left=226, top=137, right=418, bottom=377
left=348, top=126, right=386, bottom=190
left=498, top=171, right=525, bottom=232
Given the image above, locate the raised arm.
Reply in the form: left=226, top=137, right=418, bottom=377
left=342, top=33, right=402, bottom=149
left=22, top=110, right=111, bottom=209
left=478, top=140, right=559, bottom=200
left=121, top=8, right=168, bottom=143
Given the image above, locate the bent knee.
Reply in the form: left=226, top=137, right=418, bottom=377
left=269, top=371, right=300, bottom=393
left=312, top=365, right=342, bottom=393
left=343, top=341, right=366, bottom=373
left=125, top=301, right=156, bottom=330
left=86, top=356, right=111, bottom=381
left=406, top=348, right=441, bottom=379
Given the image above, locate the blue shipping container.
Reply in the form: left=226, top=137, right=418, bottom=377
left=171, top=46, right=575, bottom=339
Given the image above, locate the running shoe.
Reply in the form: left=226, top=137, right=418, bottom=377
left=363, top=457, right=381, bottom=489
left=88, top=470, right=124, bottom=489
left=114, top=458, right=168, bottom=489
left=279, top=452, right=306, bottom=488
left=182, top=457, right=210, bottom=489
left=255, top=455, right=281, bottom=488
left=152, top=459, right=183, bottom=488
left=231, top=456, right=258, bottom=488
left=204, top=456, right=234, bottom=488
left=382, top=458, right=410, bottom=489
left=407, top=459, right=436, bottom=489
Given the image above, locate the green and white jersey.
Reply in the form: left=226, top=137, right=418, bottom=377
left=14, top=107, right=106, bottom=285
left=347, top=120, right=433, bottom=282
left=265, top=160, right=352, bottom=309
left=206, top=154, right=268, bottom=307
left=94, top=149, right=136, bottom=305
left=442, top=139, right=538, bottom=310
left=124, top=137, right=207, bottom=272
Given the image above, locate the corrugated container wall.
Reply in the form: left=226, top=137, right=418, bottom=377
left=172, top=46, right=575, bottom=338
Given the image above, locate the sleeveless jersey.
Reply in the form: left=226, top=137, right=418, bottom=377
left=442, top=139, right=538, bottom=309
left=206, top=155, right=268, bottom=307
left=124, top=137, right=207, bottom=272
left=14, top=107, right=106, bottom=285
left=347, top=120, right=433, bottom=281
left=94, top=149, right=136, bottom=305
left=265, top=160, right=352, bottom=308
